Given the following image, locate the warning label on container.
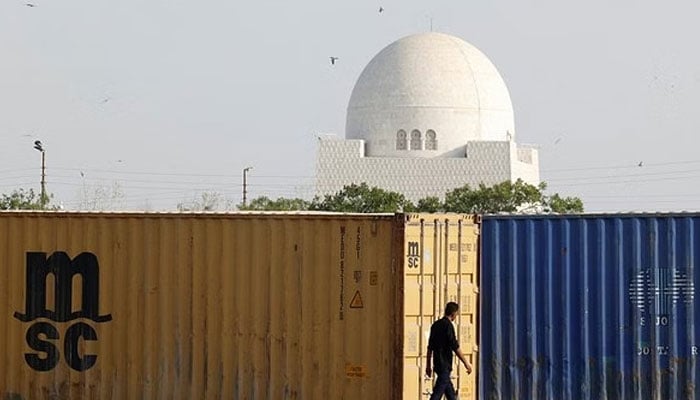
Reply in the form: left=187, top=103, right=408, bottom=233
left=350, top=290, right=364, bottom=308
left=353, top=270, right=362, bottom=283
left=345, top=363, right=367, bottom=378
left=369, top=271, right=378, bottom=286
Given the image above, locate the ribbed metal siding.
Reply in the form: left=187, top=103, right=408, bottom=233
left=480, top=215, right=700, bottom=400
left=0, top=212, right=401, bottom=399
left=402, top=214, right=479, bottom=399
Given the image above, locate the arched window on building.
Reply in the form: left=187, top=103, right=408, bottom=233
left=396, top=130, right=407, bottom=150
left=425, top=130, right=437, bottom=150
left=410, top=130, right=422, bottom=150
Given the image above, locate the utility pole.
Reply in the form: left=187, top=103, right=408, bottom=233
left=33, top=140, right=46, bottom=209
left=242, top=166, right=253, bottom=207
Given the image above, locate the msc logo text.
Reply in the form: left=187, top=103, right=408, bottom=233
left=407, top=241, right=420, bottom=269
left=14, top=252, right=112, bottom=372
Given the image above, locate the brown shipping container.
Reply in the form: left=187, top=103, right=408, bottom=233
left=0, top=212, right=478, bottom=399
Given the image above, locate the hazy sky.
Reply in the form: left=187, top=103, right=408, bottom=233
left=1, top=0, right=699, bottom=211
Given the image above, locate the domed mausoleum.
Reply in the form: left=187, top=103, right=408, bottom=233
left=316, top=33, right=539, bottom=201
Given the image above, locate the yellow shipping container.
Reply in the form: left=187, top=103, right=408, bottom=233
left=0, top=212, right=478, bottom=399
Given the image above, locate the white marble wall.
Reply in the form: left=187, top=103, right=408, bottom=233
left=316, top=137, right=540, bottom=202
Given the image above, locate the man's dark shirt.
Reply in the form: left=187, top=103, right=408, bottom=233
left=428, top=317, right=460, bottom=373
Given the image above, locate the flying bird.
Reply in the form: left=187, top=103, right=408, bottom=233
left=25, top=3, right=36, bottom=7
left=553, top=137, right=562, bottom=145
left=638, top=161, right=643, bottom=167
left=329, top=57, right=339, bottom=65
left=101, top=97, right=111, bottom=104
left=379, top=6, right=384, bottom=13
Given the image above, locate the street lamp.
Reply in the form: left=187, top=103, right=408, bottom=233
left=242, top=166, right=253, bottom=207
left=33, top=140, right=47, bottom=209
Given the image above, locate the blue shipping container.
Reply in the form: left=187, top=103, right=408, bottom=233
left=480, top=214, right=699, bottom=400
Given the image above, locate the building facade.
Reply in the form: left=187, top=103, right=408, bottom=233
left=316, top=32, right=539, bottom=202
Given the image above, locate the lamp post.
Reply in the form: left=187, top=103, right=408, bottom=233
left=33, top=140, right=46, bottom=209
left=242, top=166, right=253, bottom=207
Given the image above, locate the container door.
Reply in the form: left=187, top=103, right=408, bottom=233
left=403, top=214, right=479, bottom=399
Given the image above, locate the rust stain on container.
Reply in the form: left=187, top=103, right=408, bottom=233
left=0, top=212, right=478, bottom=399
left=345, top=363, right=368, bottom=378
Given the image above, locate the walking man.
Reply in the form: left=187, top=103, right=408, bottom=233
left=426, top=302, right=472, bottom=400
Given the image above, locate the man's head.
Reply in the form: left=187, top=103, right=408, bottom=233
left=444, top=302, right=459, bottom=321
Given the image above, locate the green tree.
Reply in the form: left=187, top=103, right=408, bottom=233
left=545, top=193, right=584, bottom=213
left=444, top=179, right=543, bottom=213
left=415, top=196, right=444, bottom=213
left=310, top=183, right=414, bottom=213
left=0, top=188, right=55, bottom=210
left=444, top=179, right=583, bottom=214
left=239, top=196, right=310, bottom=211
left=217, top=180, right=584, bottom=214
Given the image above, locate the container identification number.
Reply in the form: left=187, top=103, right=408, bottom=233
left=639, top=314, right=670, bottom=327
left=637, top=346, right=698, bottom=356
left=637, top=346, right=669, bottom=356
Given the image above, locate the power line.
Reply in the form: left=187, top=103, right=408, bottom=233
left=0, top=175, right=39, bottom=181
left=583, top=193, right=700, bottom=199
left=0, top=168, right=36, bottom=174
left=33, top=156, right=700, bottom=182
left=39, top=160, right=700, bottom=185
left=543, top=159, right=700, bottom=174
left=51, top=166, right=316, bottom=179
left=551, top=174, right=700, bottom=187
left=545, top=167, right=700, bottom=183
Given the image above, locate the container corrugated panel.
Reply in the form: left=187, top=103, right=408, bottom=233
left=402, top=214, right=479, bottom=399
left=0, top=212, right=403, bottom=399
left=480, top=214, right=700, bottom=400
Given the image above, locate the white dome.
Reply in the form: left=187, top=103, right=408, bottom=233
left=346, top=32, right=515, bottom=158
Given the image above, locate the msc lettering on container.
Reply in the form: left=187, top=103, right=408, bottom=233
left=406, top=241, right=420, bottom=269
left=14, top=252, right=112, bottom=372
